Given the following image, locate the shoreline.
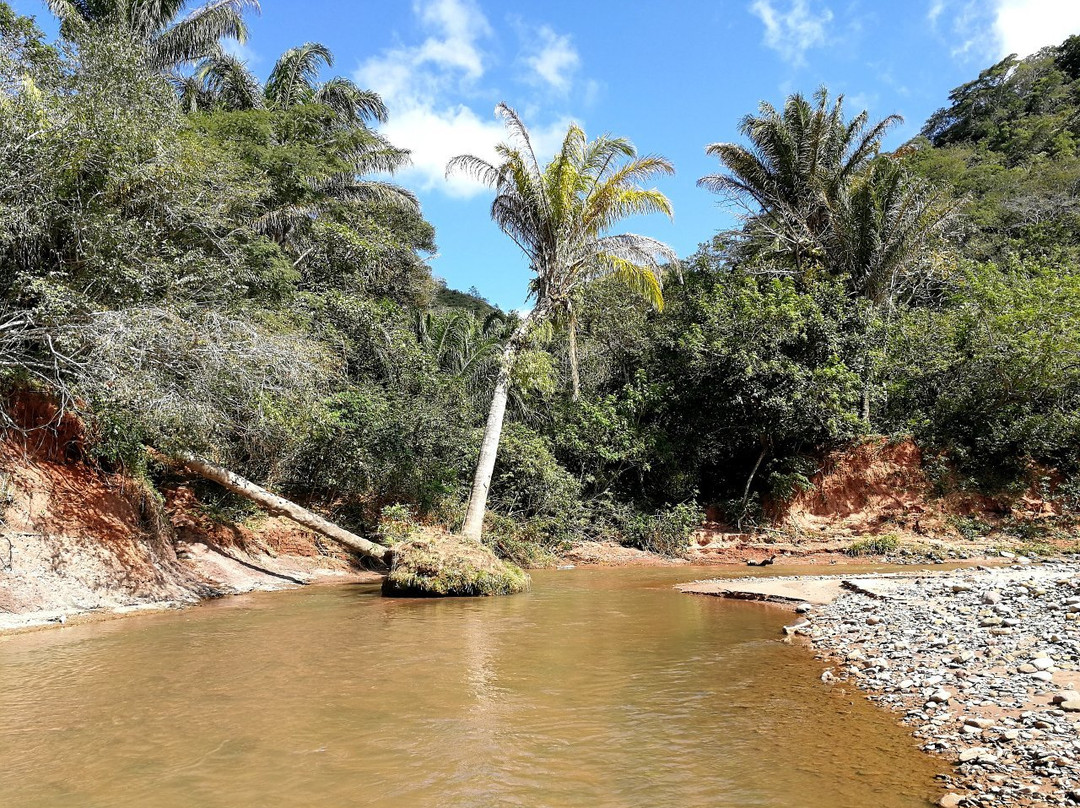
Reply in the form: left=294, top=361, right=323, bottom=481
left=682, top=558, right=1080, bottom=807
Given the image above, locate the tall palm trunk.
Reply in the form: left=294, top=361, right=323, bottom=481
left=567, top=316, right=581, bottom=401
left=460, top=311, right=536, bottom=541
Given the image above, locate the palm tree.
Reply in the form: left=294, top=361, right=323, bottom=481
left=831, top=156, right=956, bottom=308
left=699, top=88, right=901, bottom=278
left=830, top=155, right=958, bottom=420
left=46, top=0, right=259, bottom=71
left=447, top=104, right=677, bottom=541
left=177, top=43, right=414, bottom=247
left=191, top=52, right=263, bottom=110
left=265, top=42, right=387, bottom=125
left=698, top=89, right=960, bottom=425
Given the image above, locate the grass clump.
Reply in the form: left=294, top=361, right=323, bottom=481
left=377, top=503, right=417, bottom=546
left=382, top=533, right=531, bottom=597
left=845, top=534, right=900, bottom=557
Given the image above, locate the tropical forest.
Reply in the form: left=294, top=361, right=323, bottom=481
left=2, top=1, right=1080, bottom=807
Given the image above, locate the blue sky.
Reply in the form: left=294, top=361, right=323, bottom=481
left=11, top=0, right=1080, bottom=309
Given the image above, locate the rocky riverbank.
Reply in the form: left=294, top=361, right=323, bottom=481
left=685, top=560, right=1080, bottom=806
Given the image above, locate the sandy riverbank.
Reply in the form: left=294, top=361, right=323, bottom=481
left=682, top=558, right=1080, bottom=807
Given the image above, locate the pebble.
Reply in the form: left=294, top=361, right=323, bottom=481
left=806, top=562, right=1080, bottom=806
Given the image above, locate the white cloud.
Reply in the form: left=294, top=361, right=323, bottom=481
left=355, top=0, right=574, bottom=198
left=221, top=38, right=260, bottom=65
left=750, top=0, right=833, bottom=66
left=931, top=0, right=1079, bottom=60
left=927, top=0, right=946, bottom=26
left=380, top=105, right=571, bottom=198
left=524, top=26, right=580, bottom=92
left=993, top=0, right=1080, bottom=57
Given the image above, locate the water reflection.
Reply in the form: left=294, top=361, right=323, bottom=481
left=0, top=568, right=940, bottom=807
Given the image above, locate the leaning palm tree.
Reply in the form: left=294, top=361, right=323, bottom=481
left=447, top=104, right=677, bottom=541
left=47, top=0, right=259, bottom=71
left=699, top=88, right=901, bottom=277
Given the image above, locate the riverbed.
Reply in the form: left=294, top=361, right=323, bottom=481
left=0, top=567, right=941, bottom=807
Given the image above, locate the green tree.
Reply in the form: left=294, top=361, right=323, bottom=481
left=447, top=104, right=677, bottom=541
left=46, top=0, right=259, bottom=70
left=699, top=88, right=901, bottom=277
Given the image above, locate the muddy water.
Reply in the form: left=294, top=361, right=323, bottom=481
left=0, top=567, right=941, bottom=807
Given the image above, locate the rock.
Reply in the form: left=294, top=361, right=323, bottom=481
left=1052, top=691, right=1080, bottom=704
left=1059, top=700, right=1080, bottom=712
left=958, top=747, right=990, bottom=762
left=1033, top=657, right=1055, bottom=671
left=939, top=793, right=964, bottom=808
left=1032, top=671, right=1054, bottom=682
left=795, top=603, right=813, bottom=614
left=980, top=616, right=1003, bottom=627
left=964, top=717, right=994, bottom=729
left=783, top=619, right=810, bottom=635
left=931, top=688, right=953, bottom=704
left=983, top=591, right=1003, bottom=604
left=866, top=615, right=883, bottom=625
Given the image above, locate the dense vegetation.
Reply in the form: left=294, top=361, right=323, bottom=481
left=2, top=3, right=1079, bottom=562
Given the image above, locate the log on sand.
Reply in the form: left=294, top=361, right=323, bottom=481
left=164, top=452, right=529, bottom=598
left=169, top=451, right=393, bottom=565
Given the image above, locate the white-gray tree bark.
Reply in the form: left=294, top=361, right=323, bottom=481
left=460, top=311, right=537, bottom=542
left=172, top=452, right=393, bottom=564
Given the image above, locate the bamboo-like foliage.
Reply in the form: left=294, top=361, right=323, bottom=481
left=46, top=0, right=259, bottom=70
left=448, top=103, right=677, bottom=327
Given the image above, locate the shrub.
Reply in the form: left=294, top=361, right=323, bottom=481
left=845, top=534, right=900, bottom=556
left=622, top=502, right=703, bottom=557
left=949, top=515, right=992, bottom=542
left=377, top=504, right=416, bottom=546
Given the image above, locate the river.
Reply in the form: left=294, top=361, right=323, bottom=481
left=0, top=566, right=941, bottom=807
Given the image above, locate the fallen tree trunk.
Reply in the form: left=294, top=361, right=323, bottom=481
left=164, top=451, right=393, bottom=565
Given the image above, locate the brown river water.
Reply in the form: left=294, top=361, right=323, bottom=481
left=0, top=566, right=942, bottom=807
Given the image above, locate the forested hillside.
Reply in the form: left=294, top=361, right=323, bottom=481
left=1, top=2, right=1078, bottom=565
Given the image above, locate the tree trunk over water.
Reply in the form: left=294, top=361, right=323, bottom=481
left=169, top=452, right=393, bottom=565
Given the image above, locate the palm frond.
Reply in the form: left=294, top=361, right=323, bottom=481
left=266, top=41, right=333, bottom=109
